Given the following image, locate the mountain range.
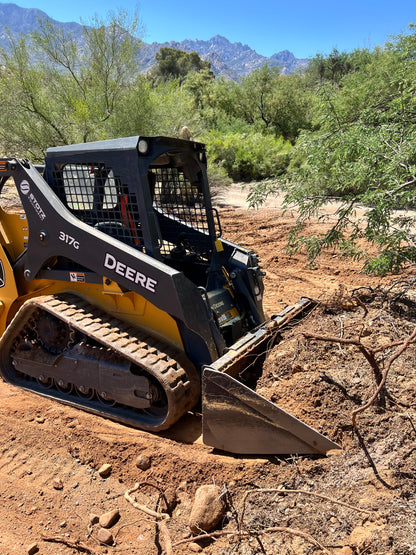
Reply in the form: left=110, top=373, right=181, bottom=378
left=0, top=3, right=309, bottom=79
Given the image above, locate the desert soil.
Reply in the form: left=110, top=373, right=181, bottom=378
left=0, top=184, right=415, bottom=554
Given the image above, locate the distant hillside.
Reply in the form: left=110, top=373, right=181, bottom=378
left=139, top=36, right=308, bottom=77
left=0, top=3, right=82, bottom=40
left=0, top=2, right=309, bottom=79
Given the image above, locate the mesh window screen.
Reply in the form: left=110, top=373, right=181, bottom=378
left=151, top=167, right=210, bottom=256
left=52, top=163, right=143, bottom=249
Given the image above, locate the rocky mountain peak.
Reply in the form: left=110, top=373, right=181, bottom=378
left=0, top=2, right=309, bottom=79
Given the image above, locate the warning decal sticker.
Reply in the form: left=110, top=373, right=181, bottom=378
left=70, top=272, right=85, bottom=283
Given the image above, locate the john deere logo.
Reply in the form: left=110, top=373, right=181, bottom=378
left=0, top=260, right=5, bottom=288
left=20, top=180, right=30, bottom=195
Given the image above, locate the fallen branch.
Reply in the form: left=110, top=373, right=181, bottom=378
left=172, top=526, right=330, bottom=554
left=303, top=325, right=416, bottom=428
left=124, top=482, right=173, bottom=555
left=42, top=534, right=98, bottom=554
left=303, top=331, right=383, bottom=385
left=352, top=324, right=416, bottom=427
left=124, top=483, right=170, bottom=520
left=373, top=336, right=416, bottom=354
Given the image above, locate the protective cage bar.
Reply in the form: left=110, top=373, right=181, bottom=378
left=51, top=163, right=144, bottom=249
left=50, top=162, right=217, bottom=259
left=151, top=166, right=212, bottom=255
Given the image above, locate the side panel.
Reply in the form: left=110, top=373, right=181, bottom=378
left=0, top=209, right=28, bottom=260
left=0, top=246, right=19, bottom=333
left=0, top=206, right=27, bottom=332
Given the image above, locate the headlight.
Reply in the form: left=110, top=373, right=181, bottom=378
left=138, top=139, right=148, bottom=155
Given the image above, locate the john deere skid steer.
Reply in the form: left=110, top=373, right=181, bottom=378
left=0, top=136, right=339, bottom=455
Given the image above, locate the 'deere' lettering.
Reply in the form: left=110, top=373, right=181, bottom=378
left=104, top=253, right=158, bottom=293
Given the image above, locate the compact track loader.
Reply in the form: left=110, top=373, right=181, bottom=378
left=0, top=136, right=339, bottom=455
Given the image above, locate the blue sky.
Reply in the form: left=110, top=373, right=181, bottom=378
left=8, top=0, right=416, bottom=58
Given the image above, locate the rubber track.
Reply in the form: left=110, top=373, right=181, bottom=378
left=0, top=294, right=200, bottom=431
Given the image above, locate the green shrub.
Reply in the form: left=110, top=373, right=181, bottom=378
left=203, top=131, right=292, bottom=182
left=206, top=161, right=233, bottom=191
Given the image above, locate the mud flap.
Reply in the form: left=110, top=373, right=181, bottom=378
left=202, top=368, right=340, bottom=455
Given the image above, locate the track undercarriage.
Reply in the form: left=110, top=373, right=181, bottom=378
left=0, top=294, right=200, bottom=431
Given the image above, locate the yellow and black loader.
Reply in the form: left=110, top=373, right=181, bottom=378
left=0, top=136, right=339, bottom=455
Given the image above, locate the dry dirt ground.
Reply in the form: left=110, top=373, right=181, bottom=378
left=1, top=185, right=415, bottom=555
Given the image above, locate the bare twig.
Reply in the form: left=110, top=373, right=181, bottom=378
left=373, top=336, right=416, bottom=354
left=124, top=483, right=170, bottom=520
left=124, top=482, right=173, bottom=555
left=42, top=534, right=98, bottom=554
left=337, top=316, right=345, bottom=339
left=113, top=518, right=155, bottom=540
left=303, top=331, right=383, bottom=385
left=304, top=322, right=416, bottom=427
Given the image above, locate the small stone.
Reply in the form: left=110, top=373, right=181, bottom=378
left=52, top=478, right=63, bottom=490
left=135, top=455, right=151, bottom=471
left=89, top=513, right=99, bottom=525
left=164, top=486, right=177, bottom=512
left=98, top=463, right=112, bottom=478
left=99, top=509, right=120, bottom=529
left=60, top=520, right=67, bottom=528
left=177, top=480, right=187, bottom=491
left=27, top=544, right=39, bottom=555
left=35, top=416, right=45, bottom=424
left=189, top=542, right=202, bottom=552
left=97, top=527, right=113, bottom=545
left=350, top=522, right=385, bottom=550
left=189, top=484, right=227, bottom=534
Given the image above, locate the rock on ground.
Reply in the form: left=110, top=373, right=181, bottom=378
left=189, top=484, right=227, bottom=534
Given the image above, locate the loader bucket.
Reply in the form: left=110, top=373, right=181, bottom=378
left=202, top=368, right=340, bottom=455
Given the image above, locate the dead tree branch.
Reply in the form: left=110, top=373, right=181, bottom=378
left=124, top=482, right=173, bottom=555
left=303, top=331, right=383, bottom=385
left=124, top=483, right=170, bottom=520
left=42, top=534, right=98, bottom=554
left=352, top=324, right=416, bottom=427
left=303, top=325, right=416, bottom=427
